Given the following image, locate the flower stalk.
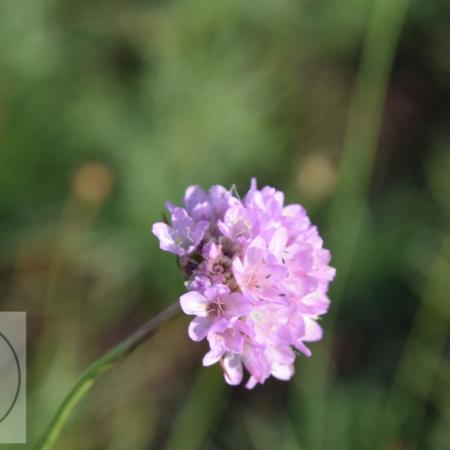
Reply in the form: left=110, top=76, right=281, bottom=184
left=35, top=302, right=181, bottom=450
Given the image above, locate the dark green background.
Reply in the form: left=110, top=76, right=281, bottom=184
left=0, top=0, right=449, bottom=449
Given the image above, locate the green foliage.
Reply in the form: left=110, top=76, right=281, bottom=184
left=0, top=0, right=448, bottom=449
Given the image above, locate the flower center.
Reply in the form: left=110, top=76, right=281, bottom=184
left=208, top=297, right=226, bottom=316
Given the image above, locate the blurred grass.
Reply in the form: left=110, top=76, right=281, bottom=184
left=295, top=0, right=411, bottom=448
left=0, top=0, right=449, bottom=449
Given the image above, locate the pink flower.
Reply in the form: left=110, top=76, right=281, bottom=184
left=232, top=237, right=288, bottom=303
left=152, top=208, right=208, bottom=256
left=152, top=179, right=335, bottom=388
left=180, top=285, right=250, bottom=341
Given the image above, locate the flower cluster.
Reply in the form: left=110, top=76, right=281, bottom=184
left=152, top=180, right=335, bottom=388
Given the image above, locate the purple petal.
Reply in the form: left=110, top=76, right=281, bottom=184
left=184, top=185, right=208, bottom=211
left=188, top=317, right=213, bottom=342
left=204, top=284, right=230, bottom=301
left=225, top=293, right=252, bottom=317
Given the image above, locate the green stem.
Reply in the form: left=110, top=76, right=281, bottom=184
left=35, top=301, right=181, bottom=450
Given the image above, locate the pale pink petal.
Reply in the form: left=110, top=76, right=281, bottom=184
left=223, top=353, right=243, bottom=386
left=269, top=227, right=288, bottom=258
left=202, top=350, right=221, bottom=366
left=151, top=223, right=174, bottom=252
left=245, top=376, right=258, bottom=390
left=303, top=317, right=323, bottom=342
left=271, top=362, right=294, bottom=381
left=180, top=292, right=209, bottom=316
left=295, top=341, right=312, bottom=357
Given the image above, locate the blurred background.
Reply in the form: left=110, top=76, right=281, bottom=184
left=0, top=0, right=449, bottom=449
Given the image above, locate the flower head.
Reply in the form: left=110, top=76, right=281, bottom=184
left=152, top=179, right=335, bottom=388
